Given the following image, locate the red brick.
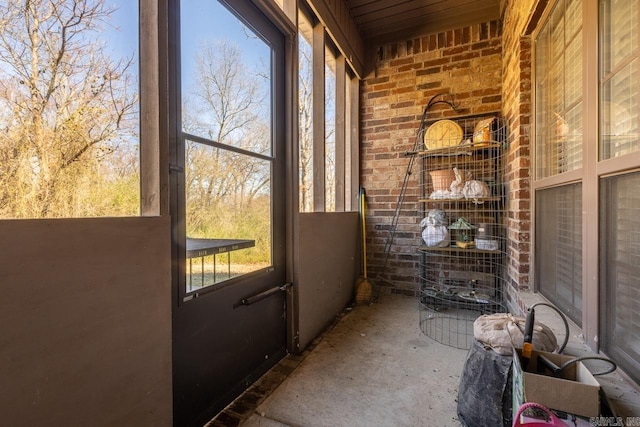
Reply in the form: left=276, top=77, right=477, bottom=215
left=362, top=18, right=510, bottom=291
left=367, top=91, right=389, bottom=99
left=390, top=57, right=413, bottom=67
left=397, top=63, right=422, bottom=72
left=416, top=67, right=442, bottom=76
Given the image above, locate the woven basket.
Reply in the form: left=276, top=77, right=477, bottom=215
left=429, top=169, right=456, bottom=191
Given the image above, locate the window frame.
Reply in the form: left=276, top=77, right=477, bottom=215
left=531, top=0, right=640, bottom=354
left=297, top=2, right=359, bottom=214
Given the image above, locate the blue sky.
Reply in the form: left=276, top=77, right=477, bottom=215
left=106, top=0, right=270, bottom=97
left=180, top=0, right=270, bottom=94
left=104, top=1, right=139, bottom=63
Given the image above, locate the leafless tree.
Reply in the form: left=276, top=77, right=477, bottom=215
left=183, top=39, right=271, bottom=233
left=298, top=35, right=313, bottom=212
left=0, top=0, right=137, bottom=218
left=297, top=35, right=337, bottom=212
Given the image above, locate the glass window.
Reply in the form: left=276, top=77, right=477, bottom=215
left=600, top=172, right=640, bottom=384
left=535, top=0, right=583, bottom=179
left=536, top=184, right=583, bottom=325
left=0, top=0, right=140, bottom=218
left=181, top=0, right=274, bottom=290
left=181, top=8, right=272, bottom=157
left=599, top=0, right=640, bottom=384
left=600, top=0, right=639, bottom=159
left=533, top=0, right=640, bottom=382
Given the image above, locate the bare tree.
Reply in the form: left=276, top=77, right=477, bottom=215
left=298, top=35, right=313, bottom=212
left=325, top=63, right=336, bottom=212
left=184, top=39, right=271, bottom=234
left=0, top=0, right=138, bottom=218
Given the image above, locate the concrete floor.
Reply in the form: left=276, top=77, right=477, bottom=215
left=208, top=292, right=640, bottom=427
left=210, top=294, right=468, bottom=427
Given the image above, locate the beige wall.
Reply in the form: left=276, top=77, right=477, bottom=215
left=297, top=212, right=359, bottom=350
left=0, top=217, right=172, bottom=426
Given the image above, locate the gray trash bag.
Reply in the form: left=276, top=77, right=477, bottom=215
left=457, top=338, right=512, bottom=427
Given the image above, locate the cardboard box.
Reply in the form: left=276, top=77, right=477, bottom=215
left=512, top=348, right=601, bottom=419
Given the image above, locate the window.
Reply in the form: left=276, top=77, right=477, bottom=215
left=600, top=0, right=639, bottom=159
left=536, top=184, right=583, bottom=324
left=0, top=0, right=140, bottom=219
left=535, top=0, right=583, bottom=179
left=534, top=0, right=640, bottom=383
left=600, top=172, right=640, bottom=384
left=534, top=0, right=584, bottom=324
left=297, top=4, right=358, bottom=213
left=599, top=0, right=640, bottom=383
left=180, top=0, right=274, bottom=291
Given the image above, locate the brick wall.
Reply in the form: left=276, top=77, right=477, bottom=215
left=501, top=0, right=538, bottom=313
left=360, top=21, right=503, bottom=296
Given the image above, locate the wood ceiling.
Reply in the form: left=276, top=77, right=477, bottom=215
left=345, top=0, right=503, bottom=43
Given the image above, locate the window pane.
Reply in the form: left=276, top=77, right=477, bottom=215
left=325, top=48, right=336, bottom=213
left=565, top=31, right=582, bottom=107
left=185, top=141, right=272, bottom=290
left=601, top=0, right=638, bottom=75
left=600, top=0, right=639, bottom=160
left=563, top=103, right=583, bottom=172
left=181, top=0, right=275, bottom=292
left=536, top=184, right=583, bottom=325
left=298, top=11, right=313, bottom=212
left=181, top=0, right=272, bottom=157
left=601, top=172, right=640, bottom=384
left=535, top=0, right=583, bottom=179
left=0, top=0, right=140, bottom=218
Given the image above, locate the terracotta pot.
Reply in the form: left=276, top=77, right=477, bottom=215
left=429, top=169, right=455, bottom=191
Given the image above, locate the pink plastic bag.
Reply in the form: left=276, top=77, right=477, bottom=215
left=513, top=402, right=565, bottom=427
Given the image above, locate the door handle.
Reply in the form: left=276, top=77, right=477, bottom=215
left=233, top=283, right=292, bottom=308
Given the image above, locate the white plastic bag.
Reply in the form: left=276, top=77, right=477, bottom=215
left=422, top=224, right=450, bottom=247
left=462, top=180, right=490, bottom=200
left=420, top=209, right=450, bottom=247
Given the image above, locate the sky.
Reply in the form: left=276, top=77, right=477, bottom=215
left=106, top=0, right=271, bottom=116
left=104, top=1, right=139, bottom=64
left=179, top=0, right=271, bottom=95
left=106, top=1, right=269, bottom=83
